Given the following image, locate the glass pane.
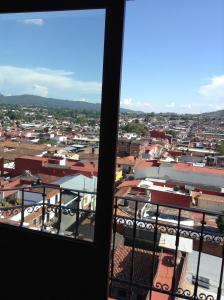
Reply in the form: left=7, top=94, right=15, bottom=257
left=111, top=1, right=224, bottom=299
left=0, top=9, right=105, bottom=242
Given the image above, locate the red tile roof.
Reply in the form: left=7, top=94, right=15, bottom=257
left=135, top=160, right=158, bottom=169
left=116, top=156, right=138, bottom=166
left=151, top=253, right=174, bottom=300
left=38, top=173, right=61, bottom=184
left=115, top=207, right=132, bottom=218
left=18, top=155, right=46, bottom=161
left=198, top=193, right=224, bottom=203
left=115, top=186, right=130, bottom=198
left=117, top=180, right=141, bottom=189
left=151, top=251, right=184, bottom=300
left=174, top=163, right=224, bottom=176
left=113, top=245, right=157, bottom=286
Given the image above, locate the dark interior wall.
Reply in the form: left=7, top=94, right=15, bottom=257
left=0, top=224, right=99, bottom=300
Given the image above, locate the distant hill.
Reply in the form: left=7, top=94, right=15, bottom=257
left=0, top=93, right=137, bottom=113
left=201, top=110, right=224, bottom=118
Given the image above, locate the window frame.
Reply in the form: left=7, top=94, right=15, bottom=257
left=0, top=1, right=125, bottom=298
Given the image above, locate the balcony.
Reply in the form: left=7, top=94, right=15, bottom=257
left=0, top=184, right=223, bottom=300
left=0, top=2, right=223, bottom=299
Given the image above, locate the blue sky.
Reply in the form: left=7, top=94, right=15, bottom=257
left=0, top=1, right=224, bottom=113
left=0, top=10, right=105, bottom=101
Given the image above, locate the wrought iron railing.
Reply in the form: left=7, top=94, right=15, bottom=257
left=0, top=185, right=223, bottom=299
left=0, top=184, right=96, bottom=241
left=110, top=196, right=224, bottom=300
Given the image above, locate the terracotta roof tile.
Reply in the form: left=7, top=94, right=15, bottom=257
left=174, top=163, right=224, bottom=176
left=115, top=187, right=130, bottom=198
left=198, top=193, right=224, bottom=203
left=135, top=160, right=159, bottom=169
left=117, top=180, right=141, bottom=189
left=113, top=245, right=157, bottom=286
left=116, top=156, right=138, bottom=166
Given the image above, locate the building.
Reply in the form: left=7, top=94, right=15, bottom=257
left=0, top=2, right=223, bottom=300
left=117, top=139, right=147, bottom=158
left=134, top=162, right=224, bottom=190
left=12, top=155, right=98, bottom=177
left=53, top=174, right=97, bottom=210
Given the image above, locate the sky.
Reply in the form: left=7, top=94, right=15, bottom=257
left=0, top=0, right=224, bottom=114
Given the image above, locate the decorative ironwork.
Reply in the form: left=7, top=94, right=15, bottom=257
left=176, top=287, right=192, bottom=297
left=25, top=205, right=41, bottom=214
left=114, top=215, right=224, bottom=246
left=157, top=224, right=177, bottom=235
left=0, top=206, right=21, bottom=218
left=153, top=282, right=170, bottom=291
left=110, top=197, right=224, bottom=300
left=45, top=205, right=60, bottom=215
left=197, top=294, right=215, bottom=300
left=0, top=186, right=223, bottom=300
left=61, top=207, right=76, bottom=216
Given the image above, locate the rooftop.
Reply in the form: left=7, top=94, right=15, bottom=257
left=174, top=163, right=224, bottom=176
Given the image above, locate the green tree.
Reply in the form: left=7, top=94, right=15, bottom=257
left=122, top=122, right=148, bottom=135
left=217, top=141, right=224, bottom=155
left=166, top=129, right=177, bottom=138
left=6, top=111, right=17, bottom=120
left=216, top=213, right=224, bottom=233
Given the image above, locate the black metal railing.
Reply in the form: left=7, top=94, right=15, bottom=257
left=0, top=184, right=96, bottom=241
left=0, top=185, right=223, bottom=299
left=109, top=196, right=224, bottom=300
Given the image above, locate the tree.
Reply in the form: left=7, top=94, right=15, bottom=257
left=6, top=111, right=17, bottom=120
left=122, top=122, right=148, bottom=135
left=217, top=141, right=224, bottom=155
left=216, top=213, right=224, bottom=233
left=166, top=129, right=177, bottom=138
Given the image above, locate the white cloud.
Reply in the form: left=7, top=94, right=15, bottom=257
left=180, top=103, right=192, bottom=109
left=32, top=84, right=48, bottom=97
left=199, top=75, right=224, bottom=97
left=0, top=65, right=101, bottom=99
left=23, top=18, right=45, bottom=26
left=121, top=98, right=152, bottom=111
left=123, top=98, right=134, bottom=106
left=165, top=101, right=175, bottom=108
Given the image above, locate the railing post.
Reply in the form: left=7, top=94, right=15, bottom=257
left=57, top=188, right=63, bottom=235
left=20, top=188, right=25, bottom=227
left=41, top=186, right=46, bottom=231
left=170, top=208, right=181, bottom=300
left=193, top=213, right=206, bottom=300
left=109, top=196, right=118, bottom=297
left=217, top=239, right=224, bottom=300
left=149, top=204, right=159, bottom=300
left=74, top=191, right=80, bottom=239
left=129, top=200, right=138, bottom=299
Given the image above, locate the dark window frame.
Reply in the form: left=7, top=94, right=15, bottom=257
left=0, top=1, right=125, bottom=298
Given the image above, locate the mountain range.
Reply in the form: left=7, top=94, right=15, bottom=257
left=1, top=93, right=224, bottom=116
left=0, top=93, right=135, bottom=113
left=201, top=110, right=224, bottom=118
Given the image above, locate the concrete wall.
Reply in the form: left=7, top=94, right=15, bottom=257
left=151, top=189, right=191, bottom=208
left=198, top=199, right=224, bottom=212
left=135, top=165, right=224, bottom=188
left=18, top=191, right=58, bottom=205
